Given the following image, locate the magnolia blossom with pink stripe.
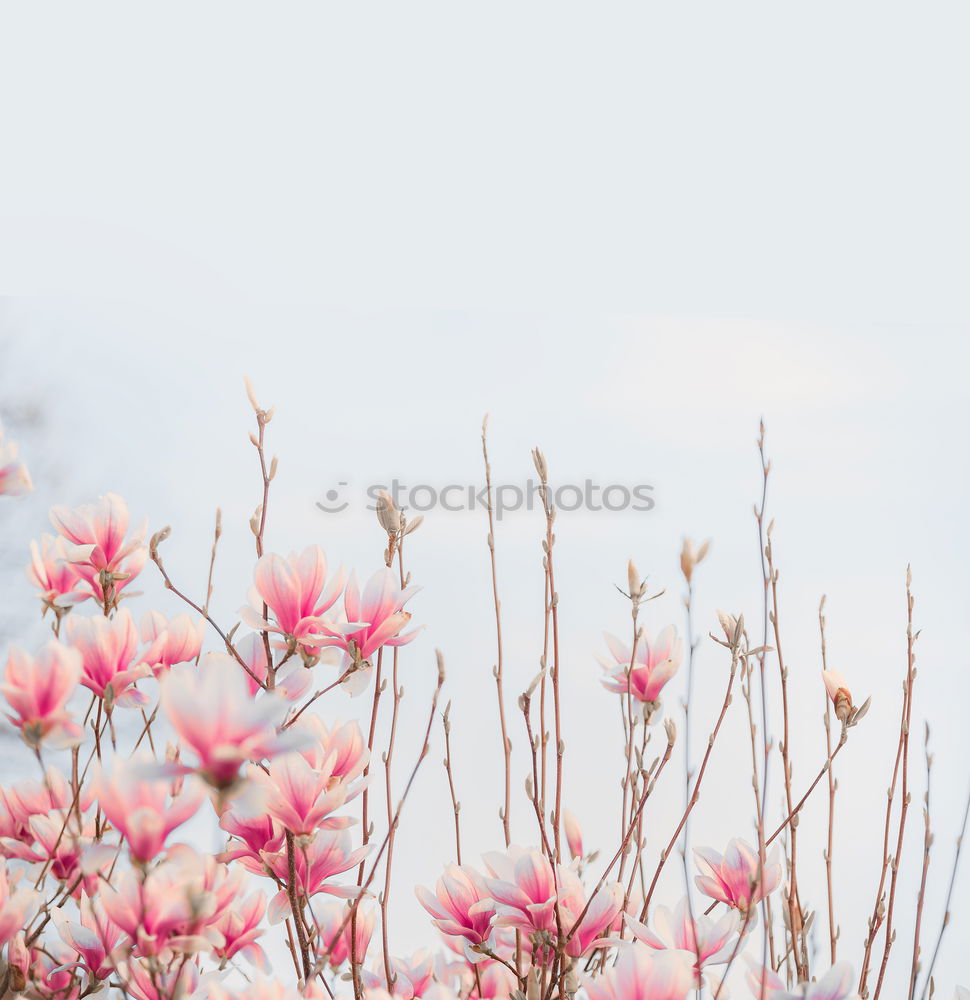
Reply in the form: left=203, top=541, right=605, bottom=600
left=66, top=609, right=152, bottom=708
left=95, top=753, right=205, bottom=862
left=584, top=944, right=695, bottom=1000
left=1, top=641, right=82, bottom=747
left=598, top=626, right=683, bottom=709
left=694, top=839, right=782, bottom=915
left=240, top=546, right=346, bottom=651
left=160, top=653, right=296, bottom=790
left=49, top=493, right=147, bottom=607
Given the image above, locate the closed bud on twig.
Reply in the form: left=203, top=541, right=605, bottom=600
left=822, top=669, right=854, bottom=723
left=717, top=610, right=739, bottom=642
left=627, top=559, right=640, bottom=598
left=664, top=717, right=677, bottom=745
left=376, top=490, right=401, bottom=534
left=149, top=526, right=171, bottom=560
left=680, top=538, right=711, bottom=583
left=435, top=649, right=446, bottom=684
left=531, top=447, right=548, bottom=483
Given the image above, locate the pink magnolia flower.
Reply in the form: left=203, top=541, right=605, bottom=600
left=483, top=847, right=622, bottom=959
left=290, top=715, right=370, bottom=785
left=96, top=753, right=205, bottom=862
left=0, top=864, right=40, bottom=946
left=100, top=848, right=223, bottom=957
left=240, top=546, right=346, bottom=650
left=0, top=422, right=32, bottom=497
left=263, top=829, right=370, bottom=922
left=210, top=887, right=268, bottom=969
left=49, top=492, right=147, bottom=607
left=416, top=864, right=495, bottom=949
left=53, top=896, right=124, bottom=982
left=3, top=810, right=108, bottom=889
left=160, top=654, right=295, bottom=790
left=584, top=944, right=695, bottom=1000
left=694, top=839, right=781, bottom=915
left=26, top=534, right=89, bottom=612
left=362, top=950, right=435, bottom=999
left=140, top=610, right=205, bottom=676
left=209, top=975, right=322, bottom=1000
left=121, top=958, right=204, bottom=1000
left=316, top=899, right=376, bottom=968
left=219, top=804, right=286, bottom=875
left=0, top=768, right=78, bottom=846
left=247, top=750, right=358, bottom=837
left=1, top=641, right=82, bottom=747
left=599, top=626, right=683, bottom=709
left=66, top=608, right=151, bottom=708
left=626, top=897, right=741, bottom=974
left=746, top=959, right=858, bottom=999
left=319, top=568, right=421, bottom=694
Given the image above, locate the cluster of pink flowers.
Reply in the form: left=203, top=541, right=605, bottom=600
left=0, top=400, right=949, bottom=1000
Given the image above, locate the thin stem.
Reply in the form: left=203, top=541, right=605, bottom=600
left=482, top=417, right=512, bottom=847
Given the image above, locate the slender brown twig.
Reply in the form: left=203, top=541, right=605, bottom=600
left=482, top=416, right=512, bottom=847
left=908, top=724, right=933, bottom=1000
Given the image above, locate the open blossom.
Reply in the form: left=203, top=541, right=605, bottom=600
left=160, top=653, right=295, bottom=789
left=0, top=864, right=40, bottom=946
left=483, top=847, right=622, bottom=958
left=247, top=750, right=359, bottom=837
left=584, top=943, right=695, bottom=1000
left=694, top=839, right=781, bottom=915
left=120, top=958, right=204, bottom=1000
left=240, top=546, right=346, bottom=650
left=316, top=899, right=376, bottom=968
left=599, top=626, right=683, bottom=709
left=96, top=753, right=205, bottom=861
left=363, top=950, right=435, bottom=998
left=26, top=534, right=89, bottom=611
left=416, top=864, right=495, bottom=950
left=1, top=641, right=82, bottom=747
left=49, top=492, right=147, bottom=605
left=0, top=422, right=32, bottom=497
left=66, top=608, right=151, bottom=707
left=626, top=897, right=741, bottom=975
left=100, top=846, right=235, bottom=958
left=0, top=768, right=80, bottom=846
left=747, top=959, right=858, bottom=999
left=3, top=809, right=108, bottom=889
left=289, top=714, right=370, bottom=784
left=316, top=567, right=421, bottom=695
left=263, top=829, right=370, bottom=922
left=220, top=804, right=286, bottom=874
left=210, top=887, right=268, bottom=969
left=140, top=610, right=205, bottom=675
left=53, top=897, right=124, bottom=982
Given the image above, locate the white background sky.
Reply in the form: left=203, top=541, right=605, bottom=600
left=1, top=3, right=969, bottom=995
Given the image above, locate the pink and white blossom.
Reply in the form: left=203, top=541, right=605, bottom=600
left=1, top=641, right=82, bottom=747
left=694, top=839, right=781, bottom=915
left=599, top=626, right=683, bottom=709
left=49, top=493, right=147, bottom=606
left=584, top=943, right=695, bottom=1000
